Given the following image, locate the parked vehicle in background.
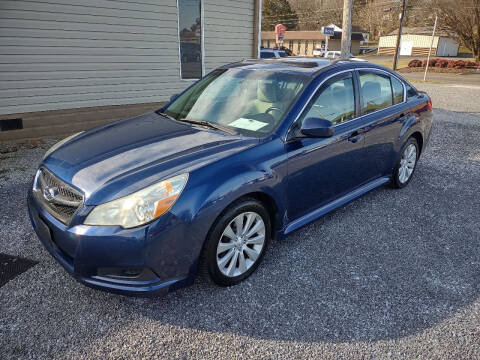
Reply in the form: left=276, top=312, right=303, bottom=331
left=324, top=51, right=367, bottom=62
left=28, top=57, right=433, bottom=296
left=313, top=45, right=326, bottom=57
left=359, top=48, right=377, bottom=55
left=260, top=49, right=288, bottom=58
left=273, top=46, right=294, bottom=56
left=325, top=51, right=341, bottom=59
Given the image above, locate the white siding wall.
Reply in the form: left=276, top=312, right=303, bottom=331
left=204, top=0, right=254, bottom=72
left=378, top=34, right=439, bottom=48
left=0, top=0, right=255, bottom=116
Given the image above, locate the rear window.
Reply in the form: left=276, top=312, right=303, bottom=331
left=406, top=83, right=418, bottom=98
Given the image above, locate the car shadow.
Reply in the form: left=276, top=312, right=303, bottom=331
left=122, top=156, right=480, bottom=343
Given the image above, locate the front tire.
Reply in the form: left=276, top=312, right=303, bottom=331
left=200, top=198, right=271, bottom=286
left=392, top=137, right=419, bottom=188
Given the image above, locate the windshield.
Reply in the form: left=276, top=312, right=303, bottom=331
left=163, top=68, right=308, bottom=137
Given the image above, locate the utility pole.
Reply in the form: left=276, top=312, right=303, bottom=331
left=423, top=14, right=437, bottom=81
left=392, top=0, right=407, bottom=70
left=340, top=0, right=353, bottom=59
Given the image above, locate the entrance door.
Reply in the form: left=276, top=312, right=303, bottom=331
left=400, top=41, right=413, bottom=56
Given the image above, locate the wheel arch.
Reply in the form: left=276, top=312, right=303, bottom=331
left=236, top=191, right=280, bottom=240
left=204, top=191, right=281, bottom=243
left=410, top=131, right=424, bottom=155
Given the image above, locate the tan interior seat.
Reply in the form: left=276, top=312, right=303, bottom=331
left=246, top=82, right=285, bottom=120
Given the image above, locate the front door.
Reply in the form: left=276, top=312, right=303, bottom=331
left=285, top=72, right=370, bottom=221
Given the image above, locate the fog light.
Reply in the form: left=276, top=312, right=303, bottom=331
left=96, top=267, right=157, bottom=281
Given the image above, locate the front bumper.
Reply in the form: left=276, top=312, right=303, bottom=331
left=27, top=191, right=196, bottom=296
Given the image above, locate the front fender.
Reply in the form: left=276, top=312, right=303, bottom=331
left=168, top=139, right=288, bottom=275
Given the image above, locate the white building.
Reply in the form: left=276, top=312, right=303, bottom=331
left=0, top=0, right=261, bottom=141
left=378, top=27, right=459, bottom=57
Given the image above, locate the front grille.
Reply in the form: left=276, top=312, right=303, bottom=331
left=33, top=167, right=84, bottom=225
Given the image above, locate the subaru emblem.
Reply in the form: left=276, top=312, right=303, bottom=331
left=43, top=187, right=58, bottom=202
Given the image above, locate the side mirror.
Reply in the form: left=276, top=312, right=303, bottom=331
left=300, top=117, right=334, bottom=138
left=170, top=93, right=179, bottom=102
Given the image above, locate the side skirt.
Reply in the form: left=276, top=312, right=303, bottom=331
left=283, top=176, right=391, bottom=235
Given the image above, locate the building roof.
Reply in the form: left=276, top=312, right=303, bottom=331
left=331, top=32, right=364, bottom=41
left=262, top=31, right=326, bottom=41
left=331, top=24, right=367, bottom=33
left=387, top=27, right=450, bottom=37
left=261, top=31, right=364, bottom=41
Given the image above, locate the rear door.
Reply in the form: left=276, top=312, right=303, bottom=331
left=285, top=71, right=371, bottom=221
left=356, top=70, right=413, bottom=179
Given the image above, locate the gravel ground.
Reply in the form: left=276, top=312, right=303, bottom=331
left=1, top=84, right=479, bottom=359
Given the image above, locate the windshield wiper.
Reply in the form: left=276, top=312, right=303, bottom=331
left=178, top=118, right=236, bottom=135
left=157, top=111, right=177, bottom=122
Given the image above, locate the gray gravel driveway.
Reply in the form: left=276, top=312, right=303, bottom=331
left=1, top=83, right=479, bottom=359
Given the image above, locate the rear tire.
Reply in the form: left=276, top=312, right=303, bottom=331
left=392, top=137, right=419, bottom=189
left=200, top=198, right=271, bottom=287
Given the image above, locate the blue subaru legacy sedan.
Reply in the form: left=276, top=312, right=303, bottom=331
left=28, top=58, right=433, bottom=296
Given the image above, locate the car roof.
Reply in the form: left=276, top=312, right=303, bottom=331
left=219, top=57, right=395, bottom=77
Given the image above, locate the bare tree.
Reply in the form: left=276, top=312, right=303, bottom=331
left=433, top=0, right=480, bottom=60
left=290, top=0, right=344, bottom=30
left=355, top=1, right=392, bottom=40
left=262, top=0, right=299, bottom=31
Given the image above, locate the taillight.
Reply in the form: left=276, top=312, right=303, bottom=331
left=427, top=98, right=433, bottom=111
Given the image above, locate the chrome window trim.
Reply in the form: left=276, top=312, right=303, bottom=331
left=285, top=67, right=407, bottom=141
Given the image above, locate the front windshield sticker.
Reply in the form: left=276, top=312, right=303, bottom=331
left=229, top=118, right=268, bottom=131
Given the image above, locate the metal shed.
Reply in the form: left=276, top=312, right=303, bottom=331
left=378, top=27, right=459, bottom=57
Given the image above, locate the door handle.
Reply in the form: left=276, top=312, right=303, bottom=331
left=347, top=131, right=363, bottom=144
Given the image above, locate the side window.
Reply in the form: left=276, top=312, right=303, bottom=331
left=391, top=76, right=404, bottom=104
left=406, top=83, right=418, bottom=98
left=300, top=74, right=355, bottom=125
left=359, top=72, right=393, bottom=114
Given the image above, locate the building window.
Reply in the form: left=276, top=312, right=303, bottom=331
left=178, top=0, right=202, bottom=79
left=297, top=41, right=301, bottom=54
left=289, top=40, right=293, bottom=51
left=305, top=40, right=309, bottom=55
left=267, top=40, right=271, bottom=48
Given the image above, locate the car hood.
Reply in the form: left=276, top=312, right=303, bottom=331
left=43, top=112, right=257, bottom=205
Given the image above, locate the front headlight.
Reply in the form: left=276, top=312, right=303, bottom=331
left=84, top=173, right=188, bottom=228
left=43, top=131, right=84, bottom=160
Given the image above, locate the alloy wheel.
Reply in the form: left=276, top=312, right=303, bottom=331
left=216, top=211, right=266, bottom=278
left=398, top=143, right=417, bottom=184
